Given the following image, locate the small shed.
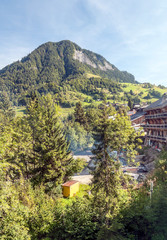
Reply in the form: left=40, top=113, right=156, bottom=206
left=62, top=180, right=79, bottom=197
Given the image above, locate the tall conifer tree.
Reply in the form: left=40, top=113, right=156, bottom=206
left=3, top=94, right=80, bottom=190
left=91, top=104, right=142, bottom=226
left=27, top=94, right=74, bottom=189
left=74, top=101, right=88, bottom=128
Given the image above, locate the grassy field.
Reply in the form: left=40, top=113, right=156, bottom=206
left=120, top=83, right=167, bottom=103
left=13, top=82, right=167, bottom=118
left=85, top=72, right=101, bottom=78
left=14, top=105, right=74, bottom=118
left=121, top=83, right=167, bottom=94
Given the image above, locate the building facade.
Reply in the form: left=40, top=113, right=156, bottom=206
left=131, top=111, right=146, bottom=127
left=144, top=93, right=167, bottom=148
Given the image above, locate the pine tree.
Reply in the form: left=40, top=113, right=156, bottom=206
left=74, top=101, right=88, bottom=128
left=27, top=94, right=74, bottom=189
left=128, top=98, right=133, bottom=110
left=5, top=117, right=33, bottom=180
left=91, top=104, right=141, bottom=226
left=3, top=94, right=81, bottom=190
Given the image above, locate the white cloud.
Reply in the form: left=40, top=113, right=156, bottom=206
left=0, top=0, right=167, bottom=86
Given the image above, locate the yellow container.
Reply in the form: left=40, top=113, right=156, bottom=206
left=62, top=180, right=79, bottom=197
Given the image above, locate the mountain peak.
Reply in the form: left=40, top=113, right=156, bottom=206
left=0, top=40, right=137, bottom=105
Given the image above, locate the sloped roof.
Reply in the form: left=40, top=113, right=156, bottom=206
left=130, top=111, right=145, bottom=121
left=62, top=180, right=78, bottom=187
left=144, top=93, right=167, bottom=111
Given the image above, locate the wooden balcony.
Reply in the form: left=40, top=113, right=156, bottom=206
left=147, top=135, right=167, bottom=142
left=145, top=113, right=167, bottom=119
left=143, top=124, right=167, bottom=129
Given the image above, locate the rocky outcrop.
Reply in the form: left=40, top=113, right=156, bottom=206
left=73, top=49, right=113, bottom=71
left=73, top=50, right=97, bottom=68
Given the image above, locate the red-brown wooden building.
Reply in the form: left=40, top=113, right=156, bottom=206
left=143, top=93, right=167, bottom=148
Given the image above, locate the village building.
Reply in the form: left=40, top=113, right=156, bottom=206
left=130, top=111, right=146, bottom=127
left=127, top=109, right=136, bottom=116
left=130, top=106, right=146, bottom=132
left=143, top=93, right=167, bottom=148
left=62, top=180, right=79, bottom=197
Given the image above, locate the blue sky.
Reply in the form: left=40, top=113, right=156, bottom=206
left=0, top=0, right=167, bottom=86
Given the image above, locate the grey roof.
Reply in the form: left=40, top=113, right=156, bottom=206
left=144, top=93, right=167, bottom=111
left=130, top=111, right=145, bottom=121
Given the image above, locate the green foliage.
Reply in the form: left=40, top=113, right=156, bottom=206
left=149, top=89, right=162, bottom=98
left=91, top=104, right=141, bottom=228
left=0, top=179, right=31, bottom=240
left=143, top=82, right=154, bottom=88
left=154, top=151, right=167, bottom=183
left=1, top=70, right=167, bottom=240
left=65, top=122, right=94, bottom=151
left=74, top=101, right=87, bottom=127
left=1, top=94, right=82, bottom=191
left=48, top=198, right=100, bottom=240
left=64, top=102, right=95, bottom=151
left=0, top=91, right=11, bottom=110
left=27, top=94, right=74, bottom=188
left=158, top=84, right=166, bottom=89
left=0, top=40, right=166, bottom=111
left=128, top=98, right=133, bottom=110
left=114, top=150, right=167, bottom=240
left=85, top=107, right=100, bottom=131
left=0, top=176, right=56, bottom=240
left=27, top=185, right=55, bottom=239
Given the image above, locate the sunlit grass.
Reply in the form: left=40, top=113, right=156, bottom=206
left=85, top=72, right=101, bottom=78
left=14, top=106, right=26, bottom=117
left=120, top=83, right=167, bottom=103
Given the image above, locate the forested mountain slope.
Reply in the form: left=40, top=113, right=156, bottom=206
left=0, top=40, right=137, bottom=105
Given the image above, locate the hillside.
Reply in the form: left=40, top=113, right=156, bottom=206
left=0, top=40, right=136, bottom=105
left=0, top=40, right=166, bottom=109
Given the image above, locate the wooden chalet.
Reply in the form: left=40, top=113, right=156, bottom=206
left=143, top=93, right=167, bottom=148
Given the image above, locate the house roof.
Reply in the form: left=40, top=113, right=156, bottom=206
left=144, top=93, right=167, bottom=111
left=62, top=180, right=78, bottom=187
left=125, top=167, right=139, bottom=174
left=127, top=110, right=136, bottom=116
left=130, top=111, right=145, bottom=121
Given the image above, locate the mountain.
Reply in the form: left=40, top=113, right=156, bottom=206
left=0, top=40, right=137, bottom=105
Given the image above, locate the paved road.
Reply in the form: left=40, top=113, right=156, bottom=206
left=72, top=175, right=93, bottom=185
left=73, top=150, right=93, bottom=184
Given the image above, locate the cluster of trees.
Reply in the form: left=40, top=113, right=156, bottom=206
left=64, top=102, right=95, bottom=151
left=0, top=95, right=84, bottom=191
left=120, top=91, right=141, bottom=108
left=144, top=89, right=162, bottom=100
left=0, top=94, right=167, bottom=239
left=64, top=76, right=122, bottom=96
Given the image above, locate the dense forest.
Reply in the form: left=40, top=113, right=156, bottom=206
left=0, top=94, right=167, bottom=239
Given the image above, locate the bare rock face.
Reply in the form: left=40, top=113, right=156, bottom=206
left=98, top=61, right=114, bottom=71
left=73, top=50, right=96, bottom=68
left=73, top=49, right=113, bottom=71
